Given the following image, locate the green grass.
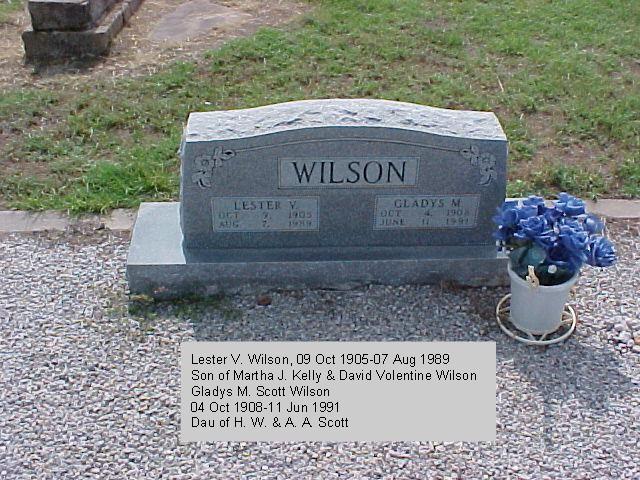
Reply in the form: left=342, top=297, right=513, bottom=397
left=1, top=0, right=639, bottom=211
left=127, top=294, right=242, bottom=324
left=0, top=0, right=22, bottom=23
left=618, top=157, right=640, bottom=197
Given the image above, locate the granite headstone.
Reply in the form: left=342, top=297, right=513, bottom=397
left=127, top=99, right=509, bottom=297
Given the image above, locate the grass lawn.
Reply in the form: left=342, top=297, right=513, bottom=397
left=1, top=0, right=639, bottom=212
left=0, top=0, right=22, bottom=23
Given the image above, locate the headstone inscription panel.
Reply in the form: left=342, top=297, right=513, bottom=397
left=127, top=99, right=509, bottom=297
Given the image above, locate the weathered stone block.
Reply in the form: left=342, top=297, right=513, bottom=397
left=28, top=0, right=117, bottom=31
left=23, top=0, right=143, bottom=62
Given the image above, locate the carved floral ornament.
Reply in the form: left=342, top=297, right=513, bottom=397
left=192, top=146, right=236, bottom=188
left=460, top=145, right=497, bottom=186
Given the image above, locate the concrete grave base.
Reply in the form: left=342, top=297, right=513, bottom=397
left=127, top=202, right=508, bottom=298
left=23, top=0, right=143, bottom=62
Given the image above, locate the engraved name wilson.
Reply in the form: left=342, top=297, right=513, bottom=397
left=279, top=157, right=419, bottom=188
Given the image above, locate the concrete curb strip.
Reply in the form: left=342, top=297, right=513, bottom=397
left=0, top=200, right=638, bottom=233
left=584, top=199, right=640, bottom=220
left=0, top=209, right=136, bottom=233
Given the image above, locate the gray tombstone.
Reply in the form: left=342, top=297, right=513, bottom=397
left=27, top=0, right=118, bottom=31
left=127, top=99, right=509, bottom=298
left=22, top=0, right=143, bottom=62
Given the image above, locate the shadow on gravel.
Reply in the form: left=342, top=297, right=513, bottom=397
left=501, top=339, right=636, bottom=447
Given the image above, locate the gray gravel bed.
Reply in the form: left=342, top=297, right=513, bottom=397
left=1, top=221, right=639, bottom=479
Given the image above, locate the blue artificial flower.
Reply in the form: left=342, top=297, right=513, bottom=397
left=548, top=241, right=586, bottom=273
left=584, top=214, right=604, bottom=234
left=518, top=215, right=548, bottom=239
left=493, top=201, right=536, bottom=227
left=492, top=201, right=520, bottom=229
left=554, top=192, right=586, bottom=217
left=559, top=224, right=589, bottom=250
left=558, top=216, right=582, bottom=231
left=493, top=200, right=542, bottom=245
left=493, top=192, right=616, bottom=282
left=543, top=206, right=564, bottom=224
left=519, top=204, right=539, bottom=220
left=587, top=237, right=617, bottom=267
left=493, top=226, right=514, bottom=242
left=533, top=228, right=558, bottom=251
left=546, top=245, right=574, bottom=272
left=522, top=195, right=546, bottom=215
left=558, top=224, right=589, bottom=268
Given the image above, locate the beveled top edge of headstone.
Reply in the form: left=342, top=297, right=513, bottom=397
left=183, top=99, right=507, bottom=142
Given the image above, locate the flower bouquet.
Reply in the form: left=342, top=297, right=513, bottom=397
left=494, top=193, right=616, bottom=335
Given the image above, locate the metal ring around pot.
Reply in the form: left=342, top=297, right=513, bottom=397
left=495, top=294, right=577, bottom=345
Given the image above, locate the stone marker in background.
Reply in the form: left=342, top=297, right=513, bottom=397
left=23, top=0, right=143, bottom=62
left=27, top=0, right=118, bottom=31
left=127, top=99, right=509, bottom=298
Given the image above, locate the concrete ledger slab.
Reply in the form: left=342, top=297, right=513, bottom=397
left=150, top=1, right=252, bottom=44
left=126, top=203, right=508, bottom=298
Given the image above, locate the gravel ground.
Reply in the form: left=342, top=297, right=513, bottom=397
left=1, top=221, right=639, bottom=479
